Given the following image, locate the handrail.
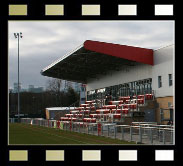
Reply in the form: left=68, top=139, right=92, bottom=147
left=50, top=99, right=80, bottom=119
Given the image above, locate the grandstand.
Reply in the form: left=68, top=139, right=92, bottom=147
left=33, top=40, right=174, bottom=144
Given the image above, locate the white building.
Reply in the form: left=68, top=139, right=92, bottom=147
left=13, top=82, right=22, bottom=93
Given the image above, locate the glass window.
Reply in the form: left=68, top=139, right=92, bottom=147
left=169, top=74, right=173, bottom=86
left=158, top=76, right=162, bottom=88
left=81, top=98, right=85, bottom=101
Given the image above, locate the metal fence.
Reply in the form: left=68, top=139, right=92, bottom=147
left=18, top=118, right=174, bottom=145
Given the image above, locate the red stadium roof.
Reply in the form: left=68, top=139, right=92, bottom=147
left=84, top=40, right=153, bottom=65
left=41, top=40, right=153, bottom=83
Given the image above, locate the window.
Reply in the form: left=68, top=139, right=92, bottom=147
left=158, top=76, right=162, bottom=88
left=168, top=102, right=172, bottom=107
left=169, top=74, right=173, bottom=86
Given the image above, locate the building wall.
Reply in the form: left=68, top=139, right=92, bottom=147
left=45, top=109, right=49, bottom=119
left=87, top=63, right=153, bottom=91
left=86, top=44, right=174, bottom=98
left=152, top=45, right=174, bottom=97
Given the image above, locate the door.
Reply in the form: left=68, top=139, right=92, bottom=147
left=144, top=109, right=155, bottom=122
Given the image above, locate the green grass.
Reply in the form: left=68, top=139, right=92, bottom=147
left=9, top=123, right=136, bottom=145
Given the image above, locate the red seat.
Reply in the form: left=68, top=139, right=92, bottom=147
left=91, top=118, right=96, bottom=123
left=83, top=118, right=87, bottom=122
left=68, top=118, right=77, bottom=121
left=65, top=114, right=73, bottom=117
left=119, top=96, right=130, bottom=101
left=119, top=100, right=124, bottom=104
left=73, top=114, right=83, bottom=118
left=133, top=95, right=137, bottom=99
left=113, top=114, right=121, bottom=119
left=89, top=114, right=98, bottom=118
left=122, top=109, right=128, bottom=114
left=70, top=111, right=79, bottom=114
left=60, top=117, right=69, bottom=121
left=123, top=104, right=129, bottom=109
left=96, top=109, right=110, bottom=114
left=116, top=109, right=123, bottom=113
left=102, top=105, right=116, bottom=109
left=80, top=104, right=89, bottom=107
left=83, top=106, right=95, bottom=110
left=129, top=104, right=137, bottom=109
left=72, top=118, right=77, bottom=122
left=80, top=110, right=90, bottom=114
left=83, top=118, right=96, bottom=123
left=85, top=100, right=95, bottom=104
left=111, top=109, right=122, bottom=113
left=137, top=99, right=144, bottom=104
left=137, top=95, right=144, bottom=99
left=145, top=94, right=153, bottom=100
left=103, top=110, right=110, bottom=114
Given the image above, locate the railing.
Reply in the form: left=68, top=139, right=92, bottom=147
left=52, top=99, right=80, bottom=120
left=117, top=88, right=155, bottom=99
left=19, top=118, right=174, bottom=145
left=68, top=99, right=80, bottom=111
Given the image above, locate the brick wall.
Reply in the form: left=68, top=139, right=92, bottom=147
left=155, top=96, right=173, bottom=124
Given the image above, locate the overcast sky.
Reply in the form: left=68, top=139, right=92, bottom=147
left=8, top=21, right=174, bottom=89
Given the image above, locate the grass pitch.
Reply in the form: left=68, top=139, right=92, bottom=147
left=9, top=123, right=135, bottom=145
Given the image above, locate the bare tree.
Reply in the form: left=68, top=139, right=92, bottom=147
left=64, top=80, right=73, bottom=91
left=46, top=78, right=63, bottom=93
left=46, top=78, right=64, bottom=106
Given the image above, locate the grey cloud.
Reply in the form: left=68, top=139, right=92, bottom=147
left=9, top=21, right=174, bottom=88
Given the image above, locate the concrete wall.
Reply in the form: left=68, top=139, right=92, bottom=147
left=152, top=45, right=174, bottom=97
left=87, top=63, right=152, bottom=91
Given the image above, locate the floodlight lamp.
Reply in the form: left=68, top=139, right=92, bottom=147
left=14, top=33, right=17, bottom=38
left=20, top=32, right=23, bottom=38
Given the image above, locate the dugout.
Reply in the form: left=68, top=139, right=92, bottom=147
left=45, top=107, right=75, bottom=120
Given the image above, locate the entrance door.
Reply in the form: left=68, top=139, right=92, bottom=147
left=144, top=109, right=155, bottom=122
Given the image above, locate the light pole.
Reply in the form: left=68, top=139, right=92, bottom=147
left=14, top=32, right=23, bottom=122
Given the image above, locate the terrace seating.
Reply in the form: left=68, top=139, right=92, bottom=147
left=65, top=114, right=73, bottom=117
left=111, top=108, right=129, bottom=114
left=102, top=105, right=116, bottom=109
left=137, top=95, right=145, bottom=99
left=90, top=114, right=109, bottom=118
left=60, top=93, right=154, bottom=124
left=68, top=118, right=77, bottom=121
left=83, top=118, right=96, bottom=123
left=137, top=99, right=144, bottom=105
left=96, top=109, right=110, bottom=114
left=85, top=100, right=95, bottom=104
left=80, top=104, right=90, bottom=107
left=89, top=114, right=98, bottom=118
left=80, top=110, right=90, bottom=114
left=118, top=96, right=130, bottom=101
left=60, top=117, right=69, bottom=121
left=145, top=94, right=154, bottom=100
left=74, top=107, right=85, bottom=110
left=70, top=110, right=79, bottom=114
left=108, top=100, right=124, bottom=105
left=84, top=106, right=96, bottom=110
left=73, top=114, right=83, bottom=118
left=112, top=113, right=127, bottom=119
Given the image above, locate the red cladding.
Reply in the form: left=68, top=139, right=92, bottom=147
left=84, top=40, right=153, bottom=65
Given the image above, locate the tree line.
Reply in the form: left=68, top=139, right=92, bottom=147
left=9, top=79, right=80, bottom=118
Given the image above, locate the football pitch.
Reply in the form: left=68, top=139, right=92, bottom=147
left=9, top=123, right=135, bottom=145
